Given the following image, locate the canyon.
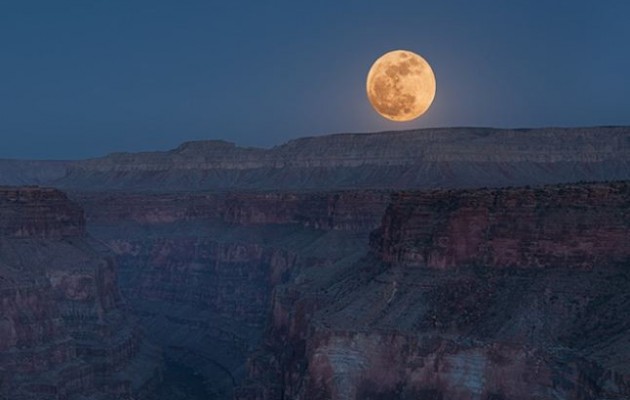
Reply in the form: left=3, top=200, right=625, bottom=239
left=239, top=182, right=629, bottom=399
left=0, top=127, right=629, bottom=399
left=0, top=187, right=161, bottom=400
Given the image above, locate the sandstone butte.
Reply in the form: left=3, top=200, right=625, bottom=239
left=0, top=127, right=628, bottom=400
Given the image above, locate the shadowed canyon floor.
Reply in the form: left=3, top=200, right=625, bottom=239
left=0, top=127, right=629, bottom=399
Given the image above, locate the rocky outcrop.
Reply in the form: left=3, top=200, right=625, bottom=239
left=1, top=127, right=630, bottom=190
left=57, top=181, right=630, bottom=400
left=3, top=128, right=630, bottom=400
left=64, top=126, right=630, bottom=169
left=0, top=187, right=162, bottom=400
left=0, top=186, right=84, bottom=237
left=236, top=181, right=630, bottom=400
left=372, top=182, right=630, bottom=269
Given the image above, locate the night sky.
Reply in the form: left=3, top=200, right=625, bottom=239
left=1, top=1, right=629, bottom=159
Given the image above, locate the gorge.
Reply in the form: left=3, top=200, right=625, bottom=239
left=0, top=127, right=629, bottom=399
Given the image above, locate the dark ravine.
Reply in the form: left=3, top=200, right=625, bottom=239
left=73, top=190, right=392, bottom=399
left=70, top=182, right=630, bottom=400
left=0, top=127, right=629, bottom=400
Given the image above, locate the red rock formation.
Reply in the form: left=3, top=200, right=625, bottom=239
left=32, top=181, right=628, bottom=400
left=372, top=182, right=630, bottom=269
left=0, top=187, right=162, bottom=400
left=236, top=181, right=630, bottom=400
left=0, top=186, right=84, bottom=237
left=69, top=189, right=390, bottom=398
left=2, top=128, right=630, bottom=400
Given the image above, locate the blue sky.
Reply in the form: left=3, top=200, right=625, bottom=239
left=1, top=1, right=629, bottom=159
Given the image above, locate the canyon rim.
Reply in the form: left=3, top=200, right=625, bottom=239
left=0, top=127, right=628, bottom=399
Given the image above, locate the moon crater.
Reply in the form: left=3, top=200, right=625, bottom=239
left=366, top=50, right=436, bottom=122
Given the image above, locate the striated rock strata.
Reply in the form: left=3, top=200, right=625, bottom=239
left=373, top=182, right=630, bottom=269
left=1, top=127, right=630, bottom=191
left=73, top=190, right=391, bottom=398
left=236, top=181, right=630, bottom=400
left=2, top=128, right=630, bottom=400
left=0, top=187, right=161, bottom=400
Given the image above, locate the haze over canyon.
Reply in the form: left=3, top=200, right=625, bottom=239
left=0, top=126, right=629, bottom=400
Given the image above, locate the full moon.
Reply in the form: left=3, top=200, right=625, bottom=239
left=366, top=50, right=436, bottom=122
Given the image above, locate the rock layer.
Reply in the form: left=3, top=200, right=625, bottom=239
left=2, top=127, right=629, bottom=399
left=0, top=187, right=161, bottom=400
left=73, top=189, right=391, bottom=398
left=372, top=182, right=630, bottom=269
left=1, top=127, right=630, bottom=190
left=236, top=181, right=630, bottom=400
left=0, top=186, right=84, bottom=237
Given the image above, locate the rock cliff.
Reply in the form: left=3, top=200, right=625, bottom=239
left=1, top=127, right=629, bottom=190
left=73, top=190, right=391, bottom=398
left=2, top=127, right=629, bottom=400
left=0, top=187, right=161, bottom=400
left=236, top=181, right=630, bottom=400
left=0, top=186, right=84, bottom=237
left=372, top=182, right=630, bottom=269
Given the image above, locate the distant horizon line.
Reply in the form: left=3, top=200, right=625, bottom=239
left=1, top=124, right=628, bottom=162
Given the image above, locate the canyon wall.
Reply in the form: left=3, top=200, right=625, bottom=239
left=4, top=182, right=626, bottom=399
left=2, top=127, right=629, bottom=399
left=372, top=182, right=630, bottom=269
left=1, top=127, right=629, bottom=191
left=236, top=181, right=630, bottom=400
left=0, top=186, right=84, bottom=237
left=0, top=187, right=161, bottom=400
left=74, top=190, right=391, bottom=398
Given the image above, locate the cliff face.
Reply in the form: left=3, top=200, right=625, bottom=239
left=0, top=186, right=84, bottom=237
left=1, top=126, right=630, bottom=190
left=12, top=182, right=624, bottom=400
left=0, top=187, right=161, bottom=400
left=12, top=181, right=624, bottom=400
left=236, top=182, right=630, bottom=400
left=62, top=182, right=630, bottom=400
left=3, top=128, right=629, bottom=400
left=372, top=183, right=630, bottom=269
left=78, top=191, right=390, bottom=232
left=74, top=190, right=390, bottom=398
left=67, top=126, right=630, bottom=169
